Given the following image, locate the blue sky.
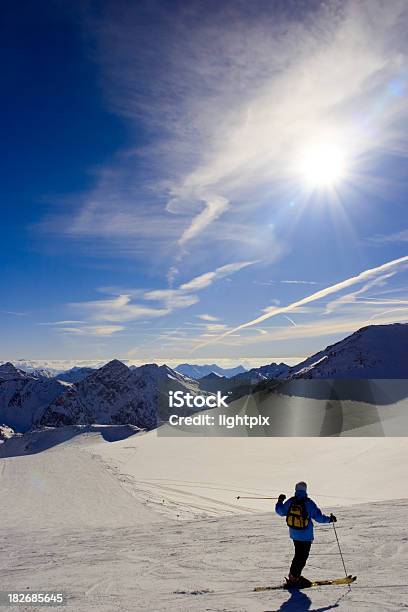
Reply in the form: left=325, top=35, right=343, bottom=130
left=1, top=0, right=408, bottom=366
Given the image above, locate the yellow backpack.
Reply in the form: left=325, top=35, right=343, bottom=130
left=286, top=498, right=309, bottom=530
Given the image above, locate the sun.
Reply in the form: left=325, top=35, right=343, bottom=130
left=299, top=143, right=347, bottom=188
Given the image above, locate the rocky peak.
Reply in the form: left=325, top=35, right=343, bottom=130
left=0, top=362, right=28, bottom=381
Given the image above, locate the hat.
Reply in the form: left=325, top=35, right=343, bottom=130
left=295, top=481, right=308, bottom=493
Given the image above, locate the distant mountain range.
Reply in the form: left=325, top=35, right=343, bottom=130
left=0, top=360, right=205, bottom=434
left=11, top=360, right=106, bottom=377
left=40, top=360, right=205, bottom=430
left=197, top=363, right=291, bottom=394
left=175, top=363, right=247, bottom=379
left=56, top=366, right=97, bottom=383
left=11, top=360, right=249, bottom=380
left=1, top=323, right=407, bottom=436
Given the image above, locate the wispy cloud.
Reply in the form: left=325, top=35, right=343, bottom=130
left=177, top=194, right=229, bottom=246
left=280, top=280, right=319, bottom=285
left=156, top=0, right=408, bottom=250
left=198, top=311, right=408, bottom=347
left=370, top=307, right=408, bottom=320
left=367, top=229, right=408, bottom=243
left=26, top=1, right=408, bottom=362
left=72, top=294, right=170, bottom=323
left=39, top=320, right=85, bottom=326
left=179, top=261, right=256, bottom=291
left=254, top=327, right=268, bottom=336
left=197, top=314, right=220, bottom=321
left=254, top=280, right=318, bottom=287
left=194, top=255, right=408, bottom=350
left=67, top=260, right=255, bottom=334
left=58, top=325, right=125, bottom=336
left=141, top=260, right=255, bottom=312
left=1, top=310, right=29, bottom=316
left=143, top=290, right=198, bottom=310
left=324, top=271, right=396, bottom=314
left=40, top=0, right=408, bottom=269
left=205, top=323, right=228, bottom=332
left=262, top=303, right=311, bottom=314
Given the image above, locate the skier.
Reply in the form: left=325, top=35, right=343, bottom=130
left=275, top=481, right=337, bottom=587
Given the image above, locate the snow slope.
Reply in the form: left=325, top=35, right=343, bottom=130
left=0, top=429, right=158, bottom=532
left=92, top=429, right=408, bottom=515
left=1, top=498, right=407, bottom=611
left=0, top=429, right=407, bottom=611
left=290, top=323, right=408, bottom=379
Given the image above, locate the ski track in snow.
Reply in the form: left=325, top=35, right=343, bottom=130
left=0, top=428, right=408, bottom=611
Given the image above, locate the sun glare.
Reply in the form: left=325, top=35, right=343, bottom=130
left=299, top=143, right=347, bottom=188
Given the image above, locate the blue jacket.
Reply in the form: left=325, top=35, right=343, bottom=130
left=275, top=490, right=331, bottom=541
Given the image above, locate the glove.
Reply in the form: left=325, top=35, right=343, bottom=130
left=278, top=494, right=286, bottom=503
left=330, top=513, right=337, bottom=523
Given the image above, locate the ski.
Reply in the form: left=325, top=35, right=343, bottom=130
left=254, top=575, right=356, bottom=592
left=311, top=575, right=357, bottom=587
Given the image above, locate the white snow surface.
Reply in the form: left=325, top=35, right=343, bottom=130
left=0, top=424, right=14, bottom=442
left=1, top=427, right=408, bottom=610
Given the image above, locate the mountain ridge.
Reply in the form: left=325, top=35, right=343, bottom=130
left=175, top=363, right=247, bottom=379
left=1, top=324, right=407, bottom=434
left=288, top=323, right=408, bottom=379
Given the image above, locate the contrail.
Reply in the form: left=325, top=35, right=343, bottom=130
left=192, top=255, right=408, bottom=351
left=370, top=307, right=408, bottom=320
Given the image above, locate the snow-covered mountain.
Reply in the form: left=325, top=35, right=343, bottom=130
left=197, top=363, right=290, bottom=398
left=12, top=359, right=106, bottom=376
left=39, top=360, right=204, bottom=430
left=233, top=362, right=290, bottom=383
left=197, top=325, right=407, bottom=397
left=11, top=361, right=60, bottom=378
left=23, top=367, right=57, bottom=379
left=289, top=323, right=408, bottom=379
left=0, top=363, right=71, bottom=432
left=197, top=372, right=230, bottom=393
left=2, top=324, right=405, bottom=434
left=175, top=363, right=246, bottom=379
left=0, top=362, right=28, bottom=381
left=56, top=366, right=96, bottom=383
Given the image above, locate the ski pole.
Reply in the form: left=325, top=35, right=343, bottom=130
left=236, top=496, right=278, bottom=500
left=332, top=521, right=348, bottom=578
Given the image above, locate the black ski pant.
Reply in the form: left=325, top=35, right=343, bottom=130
left=289, top=540, right=312, bottom=577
